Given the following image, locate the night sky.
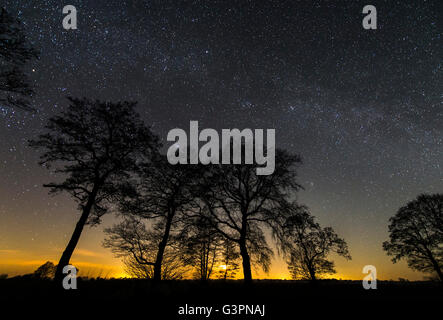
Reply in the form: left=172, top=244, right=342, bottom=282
left=0, top=1, right=441, bottom=280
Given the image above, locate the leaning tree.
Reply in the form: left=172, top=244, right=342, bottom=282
left=196, top=149, right=302, bottom=282
left=29, top=97, right=159, bottom=284
left=282, top=208, right=351, bottom=281
left=0, top=8, right=38, bottom=111
left=383, top=194, right=442, bottom=281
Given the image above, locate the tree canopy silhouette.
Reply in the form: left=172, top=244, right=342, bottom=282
left=196, top=149, right=302, bottom=282
left=29, top=97, right=159, bottom=284
left=215, top=238, right=241, bottom=280
left=105, top=157, right=199, bottom=281
left=283, top=208, right=351, bottom=281
left=0, top=8, right=38, bottom=111
left=179, top=216, right=223, bottom=281
left=383, top=194, right=442, bottom=281
left=33, top=261, right=56, bottom=279
left=104, top=218, right=186, bottom=280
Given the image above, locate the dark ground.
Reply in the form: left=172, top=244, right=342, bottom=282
left=0, top=278, right=441, bottom=318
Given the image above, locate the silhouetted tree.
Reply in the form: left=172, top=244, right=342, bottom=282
left=216, top=238, right=241, bottom=280
left=33, top=261, right=56, bottom=279
left=29, top=97, right=159, bottom=284
left=104, top=218, right=186, bottom=280
left=0, top=8, right=38, bottom=111
left=179, top=216, right=222, bottom=280
left=283, top=208, right=351, bottom=281
left=123, top=255, right=152, bottom=279
left=383, top=194, right=443, bottom=281
left=123, top=255, right=185, bottom=280
left=197, top=149, right=302, bottom=282
left=106, top=158, right=199, bottom=281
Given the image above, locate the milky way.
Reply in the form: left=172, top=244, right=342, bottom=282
left=0, top=1, right=441, bottom=279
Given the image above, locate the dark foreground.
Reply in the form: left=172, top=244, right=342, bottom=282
left=1, top=279, right=441, bottom=318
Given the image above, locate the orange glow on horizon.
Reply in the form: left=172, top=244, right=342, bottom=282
left=0, top=242, right=428, bottom=281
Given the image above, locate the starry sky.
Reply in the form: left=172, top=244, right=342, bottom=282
left=0, top=1, right=441, bottom=280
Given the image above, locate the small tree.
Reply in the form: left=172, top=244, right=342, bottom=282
left=216, top=239, right=241, bottom=280
left=179, top=216, right=221, bottom=280
left=0, top=8, right=39, bottom=111
left=283, top=209, right=351, bottom=281
left=29, top=97, right=159, bottom=283
left=123, top=255, right=153, bottom=279
left=123, top=254, right=185, bottom=280
left=383, top=194, right=443, bottom=281
left=33, top=261, right=56, bottom=279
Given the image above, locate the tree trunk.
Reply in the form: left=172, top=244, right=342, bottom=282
left=424, top=247, right=443, bottom=282
left=239, top=213, right=252, bottom=283
left=308, top=267, right=317, bottom=282
left=435, top=267, right=443, bottom=282
left=153, top=211, right=174, bottom=282
left=54, top=189, right=97, bottom=285
left=429, top=253, right=443, bottom=282
left=239, top=240, right=252, bottom=283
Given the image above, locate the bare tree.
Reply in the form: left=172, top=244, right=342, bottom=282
left=123, top=255, right=153, bottom=279
left=283, top=208, right=351, bottom=281
left=108, top=158, right=199, bottom=281
left=123, top=255, right=185, bottom=280
left=383, top=194, right=443, bottom=281
left=104, top=218, right=186, bottom=280
left=0, top=8, right=38, bottom=111
left=179, top=216, right=222, bottom=280
left=29, top=97, right=159, bottom=283
left=196, top=149, right=302, bottom=282
left=216, top=238, right=241, bottom=280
